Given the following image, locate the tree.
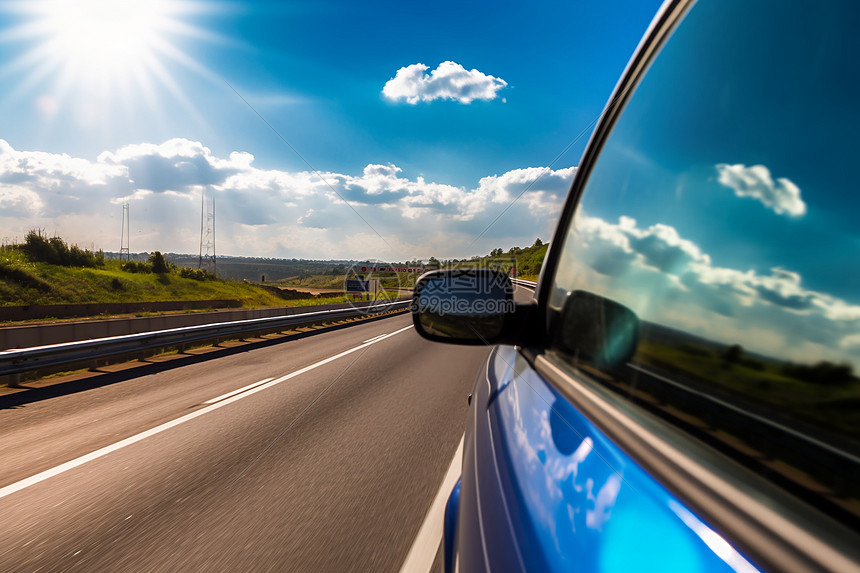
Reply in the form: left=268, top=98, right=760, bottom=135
left=148, top=251, right=169, bottom=274
left=722, top=344, right=744, bottom=363
left=533, top=238, right=543, bottom=247
left=782, top=361, right=856, bottom=386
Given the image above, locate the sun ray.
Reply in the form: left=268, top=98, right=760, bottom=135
left=0, top=0, right=220, bottom=130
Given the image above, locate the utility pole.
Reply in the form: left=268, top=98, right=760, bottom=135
left=198, top=186, right=205, bottom=269
left=119, top=201, right=130, bottom=261
left=198, top=186, right=216, bottom=276
left=211, top=195, right=216, bottom=277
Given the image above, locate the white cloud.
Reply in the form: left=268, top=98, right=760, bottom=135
left=0, top=138, right=130, bottom=219
left=0, top=138, right=124, bottom=187
left=586, top=475, right=620, bottom=531
left=0, top=184, right=43, bottom=216
left=574, top=214, right=709, bottom=279
left=570, top=211, right=860, bottom=363
left=382, top=61, right=508, bottom=104
left=99, top=139, right=247, bottom=194
left=0, top=138, right=573, bottom=259
left=469, top=166, right=573, bottom=219
left=715, top=163, right=806, bottom=217
left=839, top=333, right=860, bottom=349
left=579, top=213, right=848, bottom=318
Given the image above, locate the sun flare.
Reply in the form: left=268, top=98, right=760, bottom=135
left=40, top=0, right=171, bottom=75
left=0, top=0, right=213, bottom=125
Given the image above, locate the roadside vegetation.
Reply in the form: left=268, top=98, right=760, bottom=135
left=635, top=337, right=860, bottom=436
left=279, top=274, right=347, bottom=290
left=416, top=238, right=547, bottom=281
left=277, top=239, right=550, bottom=293
left=1, top=232, right=549, bottom=313
left=0, top=232, right=286, bottom=308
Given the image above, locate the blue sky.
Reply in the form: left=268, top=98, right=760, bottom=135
left=0, top=0, right=663, bottom=260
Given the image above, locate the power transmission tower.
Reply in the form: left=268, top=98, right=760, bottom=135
left=198, top=186, right=216, bottom=276
left=119, top=201, right=130, bottom=261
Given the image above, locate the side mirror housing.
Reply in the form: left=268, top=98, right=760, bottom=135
left=553, top=290, right=639, bottom=368
left=411, top=268, right=535, bottom=346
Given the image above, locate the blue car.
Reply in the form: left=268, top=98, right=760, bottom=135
left=412, top=0, right=860, bottom=571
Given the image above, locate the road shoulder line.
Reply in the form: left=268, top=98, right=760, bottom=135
left=399, top=434, right=464, bottom=573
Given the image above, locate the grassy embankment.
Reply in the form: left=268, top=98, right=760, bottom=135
left=442, top=239, right=548, bottom=282
left=0, top=233, right=550, bottom=316
left=0, top=234, right=350, bottom=313
left=0, top=249, right=279, bottom=307
left=635, top=337, right=860, bottom=436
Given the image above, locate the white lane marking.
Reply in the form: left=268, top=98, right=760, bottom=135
left=0, top=324, right=414, bottom=501
left=363, top=333, right=387, bottom=344
left=399, top=434, right=464, bottom=573
left=203, top=378, right=274, bottom=404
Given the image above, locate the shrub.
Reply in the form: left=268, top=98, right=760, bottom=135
left=148, top=251, right=171, bottom=274
left=121, top=261, right=152, bottom=273
left=678, top=344, right=713, bottom=358
left=782, top=361, right=857, bottom=387
left=722, top=344, right=744, bottom=363
left=178, top=267, right=214, bottom=281
left=22, top=230, right=103, bottom=267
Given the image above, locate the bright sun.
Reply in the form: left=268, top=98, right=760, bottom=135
left=41, top=0, right=172, bottom=76
left=1, top=0, right=212, bottom=124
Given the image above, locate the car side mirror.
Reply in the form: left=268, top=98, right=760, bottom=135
left=553, top=290, right=639, bottom=368
left=411, top=268, right=535, bottom=346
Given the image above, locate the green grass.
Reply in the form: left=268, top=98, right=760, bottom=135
left=0, top=257, right=286, bottom=308
left=279, top=272, right=418, bottom=292
left=278, top=274, right=346, bottom=289
left=635, top=338, right=860, bottom=436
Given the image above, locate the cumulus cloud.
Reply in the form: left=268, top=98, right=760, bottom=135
left=575, top=215, right=709, bottom=279
left=100, top=140, right=248, bottom=193
left=715, top=163, right=806, bottom=217
left=571, top=211, right=860, bottom=362
left=382, top=61, right=508, bottom=104
left=436, top=166, right=574, bottom=222
left=839, top=334, right=860, bottom=349
left=0, top=138, right=130, bottom=218
left=0, top=139, right=124, bottom=186
left=625, top=223, right=710, bottom=275
left=578, top=213, right=853, bottom=319
left=0, top=138, right=573, bottom=259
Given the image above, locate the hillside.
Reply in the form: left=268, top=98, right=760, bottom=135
left=0, top=234, right=290, bottom=308
left=1, top=232, right=550, bottom=311
left=434, top=239, right=548, bottom=281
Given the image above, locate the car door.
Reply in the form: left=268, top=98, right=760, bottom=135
left=450, top=0, right=860, bottom=571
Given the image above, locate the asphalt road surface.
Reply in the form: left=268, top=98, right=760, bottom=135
left=0, top=311, right=494, bottom=572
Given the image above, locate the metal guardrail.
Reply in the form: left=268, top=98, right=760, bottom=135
left=621, top=361, right=860, bottom=498
left=0, top=300, right=410, bottom=380
left=512, top=279, right=538, bottom=290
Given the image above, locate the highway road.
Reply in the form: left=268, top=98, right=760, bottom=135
left=0, top=311, right=492, bottom=572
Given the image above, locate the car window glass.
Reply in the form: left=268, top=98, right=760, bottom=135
left=547, top=0, right=860, bottom=530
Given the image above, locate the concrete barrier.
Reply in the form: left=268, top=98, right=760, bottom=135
left=0, top=299, right=409, bottom=350
left=0, top=299, right=243, bottom=322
